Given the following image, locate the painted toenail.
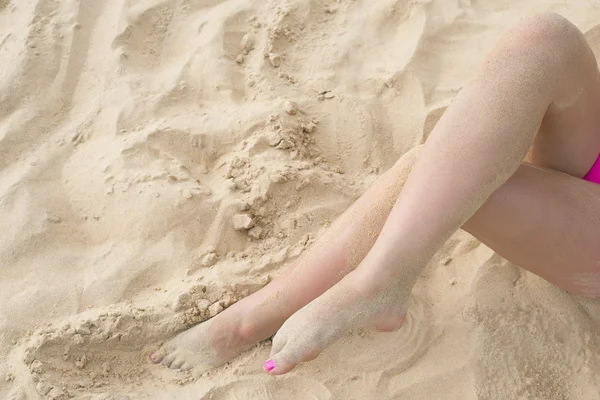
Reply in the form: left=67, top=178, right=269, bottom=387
left=263, top=359, right=275, bottom=372
left=150, top=352, right=156, bottom=362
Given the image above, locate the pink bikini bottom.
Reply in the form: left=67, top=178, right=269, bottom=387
left=584, top=154, right=600, bottom=184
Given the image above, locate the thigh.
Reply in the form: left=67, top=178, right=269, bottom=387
left=463, top=162, right=600, bottom=296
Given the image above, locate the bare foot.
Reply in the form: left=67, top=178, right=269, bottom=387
left=150, top=305, right=257, bottom=371
left=264, top=267, right=410, bottom=375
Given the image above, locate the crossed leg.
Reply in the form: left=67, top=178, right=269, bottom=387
left=152, top=13, right=600, bottom=374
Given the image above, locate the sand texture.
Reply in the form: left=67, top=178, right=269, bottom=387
left=2, top=0, right=600, bottom=399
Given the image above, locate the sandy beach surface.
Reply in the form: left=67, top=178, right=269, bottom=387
left=2, top=0, right=600, bottom=399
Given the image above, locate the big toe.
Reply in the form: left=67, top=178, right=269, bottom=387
left=264, top=356, right=295, bottom=375
left=265, top=344, right=321, bottom=375
left=150, top=348, right=166, bottom=364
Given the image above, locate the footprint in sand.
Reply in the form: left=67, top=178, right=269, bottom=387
left=11, top=283, right=240, bottom=399
left=17, top=304, right=173, bottom=399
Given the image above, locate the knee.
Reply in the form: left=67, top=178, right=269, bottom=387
left=389, top=144, right=421, bottom=178
left=483, top=12, right=593, bottom=88
left=400, top=144, right=422, bottom=168
left=525, top=12, right=579, bottom=37
left=533, top=13, right=588, bottom=53
left=499, top=12, right=589, bottom=65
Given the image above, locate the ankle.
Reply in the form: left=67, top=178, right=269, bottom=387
left=218, top=300, right=267, bottom=343
left=350, top=263, right=413, bottom=300
left=233, top=300, right=286, bottom=343
left=238, top=312, right=280, bottom=343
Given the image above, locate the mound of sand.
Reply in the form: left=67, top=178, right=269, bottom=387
left=1, top=0, right=600, bottom=399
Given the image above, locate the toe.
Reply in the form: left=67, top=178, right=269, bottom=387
left=266, top=342, right=306, bottom=375
left=264, top=357, right=294, bottom=375
left=161, top=353, right=177, bottom=368
left=170, top=357, right=186, bottom=370
left=180, top=363, right=193, bottom=371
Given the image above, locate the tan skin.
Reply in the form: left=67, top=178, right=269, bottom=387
left=151, top=13, right=600, bottom=374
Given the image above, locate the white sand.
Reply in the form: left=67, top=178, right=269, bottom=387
left=2, top=0, right=600, bottom=399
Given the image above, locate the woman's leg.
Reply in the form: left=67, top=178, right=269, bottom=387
left=463, top=163, right=600, bottom=296
left=265, top=13, right=600, bottom=375
left=151, top=147, right=421, bottom=370
left=153, top=12, right=600, bottom=372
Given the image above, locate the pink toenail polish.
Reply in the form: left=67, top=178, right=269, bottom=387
left=149, top=352, right=156, bottom=362
left=264, top=359, right=275, bottom=372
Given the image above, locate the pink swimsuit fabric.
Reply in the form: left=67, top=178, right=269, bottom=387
left=584, top=154, right=600, bottom=184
